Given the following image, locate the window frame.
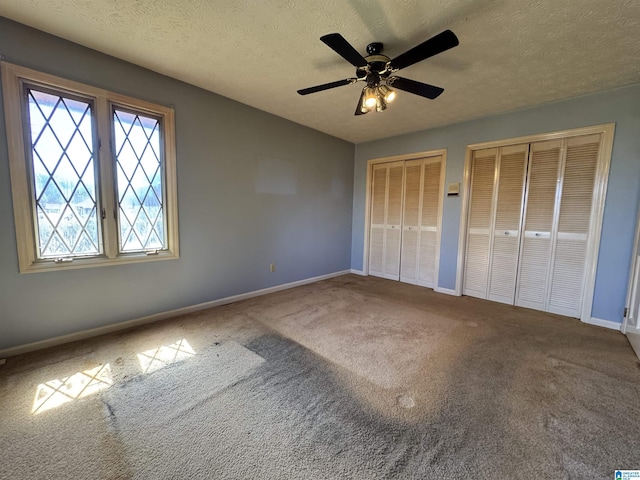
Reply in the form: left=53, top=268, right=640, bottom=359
left=1, top=62, right=179, bottom=273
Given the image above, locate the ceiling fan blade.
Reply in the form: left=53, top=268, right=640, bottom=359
left=389, top=30, right=459, bottom=71
left=320, top=33, right=369, bottom=68
left=297, top=78, right=356, bottom=95
left=389, top=77, right=444, bottom=99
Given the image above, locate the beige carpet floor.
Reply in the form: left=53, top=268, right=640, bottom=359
left=1, top=274, right=639, bottom=479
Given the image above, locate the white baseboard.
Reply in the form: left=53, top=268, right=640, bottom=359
left=434, top=287, right=459, bottom=296
left=0, top=269, right=351, bottom=358
left=582, top=317, right=622, bottom=331
left=350, top=269, right=365, bottom=276
left=626, top=330, right=640, bottom=361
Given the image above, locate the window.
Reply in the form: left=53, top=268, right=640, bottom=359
left=1, top=63, right=178, bottom=272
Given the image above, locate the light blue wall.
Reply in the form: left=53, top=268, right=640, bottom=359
left=352, top=84, right=640, bottom=324
left=0, top=18, right=354, bottom=350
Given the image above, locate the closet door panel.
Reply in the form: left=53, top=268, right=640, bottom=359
left=516, top=140, right=562, bottom=310
left=548, top=238, right=588, bottom=315
left=488, top=145, right=528, bottom=304
left=464, top=149, right=497, bottom=298
left=400, top=161, right=423, bottom=284
left=383, top=164, right=404, bottom=279
left=489, top=236, right=520, bottom=304
left=368, top=166, right=387, bottom=277
left=517, top=233, right=552, bottom=309
left=385, top=227, right=402, bottom=279
left=369, top=228, right=384, bottom=274
left=400, top=229, right=419, bottom=282
left=548, top=134, right=600, bottom=316
left=418, top=158, right=442, bottom=287
left=418, top=231, right=437, bottom=287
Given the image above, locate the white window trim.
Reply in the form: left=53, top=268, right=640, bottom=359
left=1, top=62, right=179, bottom=273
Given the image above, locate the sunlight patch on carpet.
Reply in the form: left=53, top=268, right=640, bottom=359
left=137, top=338, right=196, bottom=374
left=32, top=363, right=112, bottom=414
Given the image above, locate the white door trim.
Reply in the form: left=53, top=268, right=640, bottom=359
left=578, top=129, right=615, bottom=322
left=455, top=123, right=615, bottom=323
left=623, top=196, right=640, bottom=334
left=455, top=147, right=474, bottom=295
left=363, top=149, right=447, bottom=290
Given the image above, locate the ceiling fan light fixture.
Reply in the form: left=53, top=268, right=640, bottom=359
left=379, top=85, right=396, bottom=103
left=364, top=86, right=378, bottom=108
left=376, top=93, right=387, bottom=112
left=357, top=88, right=372, bottom=114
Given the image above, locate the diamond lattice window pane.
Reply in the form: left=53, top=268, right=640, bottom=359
left=114, top=109, right=165, bottom=253
left=27, top=89, right=101, bottom=258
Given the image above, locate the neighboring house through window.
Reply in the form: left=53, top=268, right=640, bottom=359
left=1, top=62, right=179, bottom=272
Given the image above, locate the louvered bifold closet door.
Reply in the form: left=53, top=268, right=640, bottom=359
left=418, top=157, right=443, bottom=288
left=383, top=163, right=405, bottom=279
left=400, top=160, right=423, bottom=284
left=369, top=162, right=405, bottom=280
left=368, top=165, right=388, bottom=277
left=516, top=140, right=562, bottom=311
left=547, top=134, right=601, bottom=317
left=488, top=145, right=528, bottom=304
left=463, top=149, right=497, bottom=298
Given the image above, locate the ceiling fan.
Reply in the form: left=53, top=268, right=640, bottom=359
left=297, top=30, right=459, bottom=115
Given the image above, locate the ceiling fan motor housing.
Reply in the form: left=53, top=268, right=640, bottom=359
left=363, top=42, right=390, bottom=76
left=364, top=54, right=391, bottom=74
left=366, top=42, right=383, bottom=55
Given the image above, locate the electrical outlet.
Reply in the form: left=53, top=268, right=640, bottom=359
left=270, top=263, right=276, bottom=273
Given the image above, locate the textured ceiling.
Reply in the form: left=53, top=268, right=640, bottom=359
left=0, top=0, right=639, bottom=143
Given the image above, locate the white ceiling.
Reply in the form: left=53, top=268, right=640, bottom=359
left=1, top=0, right=639, bottom=143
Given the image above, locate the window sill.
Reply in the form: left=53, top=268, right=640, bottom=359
left=20, top=251, right=179, bottom=274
